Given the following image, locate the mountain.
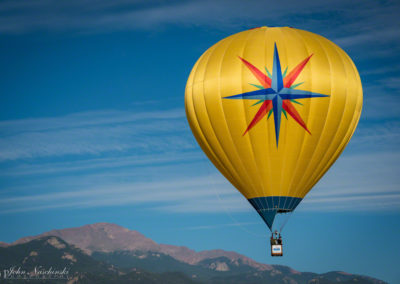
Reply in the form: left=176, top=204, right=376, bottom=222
left=11, top=223, right=158, bottom=254
left=0, top=236, right=198, bottom=284
left=11, top=223, right=271, bottom=271
left=1, top=223, right=386, bottom=284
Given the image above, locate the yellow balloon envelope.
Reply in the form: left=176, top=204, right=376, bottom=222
left=185, top=27, right=362, bottom=230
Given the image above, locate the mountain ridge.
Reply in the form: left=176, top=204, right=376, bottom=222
left=8, top=222, right=272, bottom=271
left=0, top=222, right=386, bottom=284
left=0, top=236, right=198, bottom=284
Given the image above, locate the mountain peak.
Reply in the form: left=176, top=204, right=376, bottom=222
left=86, top=222, right=129, bottom=230
left=12, top=222, right=158, bottom=254
left=11, top=223, right=273, bottom=271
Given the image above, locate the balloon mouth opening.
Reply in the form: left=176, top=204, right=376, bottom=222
left=248, top=196, right=303, bottom=230
left=277, top=209, right=292, bottom=213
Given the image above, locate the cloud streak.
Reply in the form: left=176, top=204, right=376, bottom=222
left=0, top=108, right=193, bottom=161
left=302, top=151, right=400, bottom=212
left=0, top=175, right=245, bottom=214
left=0, top=151, right=203, bottom=177
left=1, top=149, right=399, bottom=215
left=0, top=0, right=399, bottom=38
left=0, top=84, right=399, bottom=216
left=0, top=106, right=399, bottom=214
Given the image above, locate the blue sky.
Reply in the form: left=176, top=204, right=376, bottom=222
left=0, top=0, right=399, bottom=283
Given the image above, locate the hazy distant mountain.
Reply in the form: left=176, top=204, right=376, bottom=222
left=11, top=223, right=158, bottom=254
left=1, top=223, right=386, bottom=284
left=0, top=236, right=198, bottom=284
left=11, top=223, right=271, bottom=271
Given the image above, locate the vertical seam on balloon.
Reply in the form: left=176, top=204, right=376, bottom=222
left=188, top=45, right=241, bottom=190
left=261, top=27, right=270, bottom=213
left=305, top=106, right=362, bottom=194
left=292, top=30, right=325, bottom=200
left=307, top=88, right=362, bottom=192
left=251, top=27, right=271, bottom=217
left=277, top=27, right=290, bottom=211
left=274, top=29, right=284, bottom=211
left=346, top=52, right=363, bottom=128
left=187, top=55, right=236, bottom=184
left=253, top=27, right=265, bottom=214
left=221, top=30, right=266, bottom=203
left=188, top=96, right=238, bottom=189
left=302, top=37, right=356, bottom=195
left=250, top=28, right=265, bottom=215
left=299, top=36, right=350, bottom=196
left=186, top=92, right=237, bottom=186
left=284, top=28, right=314, bottom=205
left=261, top=27, right=274, bottom=214
left=234, top=27, right=268, bottom=211
left=283, top=28, right=315, bottom=210
left=269, top=28, right=277, bottom=212
left=201, top=34, right=257, bottom=200
left=293, top=31, right=337, bottom=199
left=252, top=27, right=268, bottom=213
left=304, top=46, right=362, bottom=193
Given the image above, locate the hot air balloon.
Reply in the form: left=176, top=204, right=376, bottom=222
left=185, top=26, right=362, bottom=256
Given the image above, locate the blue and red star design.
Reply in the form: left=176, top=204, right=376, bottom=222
left=223, top=43, right=329, bottom=146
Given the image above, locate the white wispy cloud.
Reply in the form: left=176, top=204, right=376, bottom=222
left=302, top=194, right=400, bottom=212
left=302, top=151, right=400, bottom=212
left=1, top=149, right=399, bottom=214
left=360, top=84, right=400, bottom=120
left=0, top=174, right=246, bottom=214
left=0, top=108, right=193, bottom=161
left=334, top=28, right=400, bottom=48
left=0, top=108, right=184, bottom=135
left=0, top=0, right=398, bottom=37
left=361, top=65, right=400, bottom=77
left=0, top=98, right=399, bottom=215
left=183, top=222, right=258, bottom=230
left=350, top=121, right=400, bottom=151
left=0, top=151, right=203, bottom=177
